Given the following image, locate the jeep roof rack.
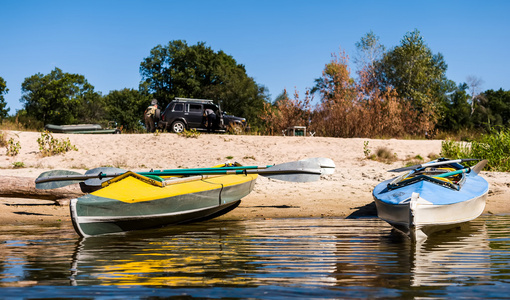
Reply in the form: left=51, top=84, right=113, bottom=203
left=174, top=97, right=214, bottom=104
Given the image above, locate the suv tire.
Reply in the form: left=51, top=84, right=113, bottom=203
left=171, top=120, right=186, bottom=133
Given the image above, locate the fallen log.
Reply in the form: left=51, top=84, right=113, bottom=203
left=0, top=176, right=85, bottom=204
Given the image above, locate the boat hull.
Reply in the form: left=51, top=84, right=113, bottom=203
left=71, top=198, right=241, bottom=237
left=374, top=191, right=487, bottom=240
left=70, top=172, right=257, bottom=236
left=45, top=124, right=120, bottom=134
left=373, top=170, right=488, bottom=241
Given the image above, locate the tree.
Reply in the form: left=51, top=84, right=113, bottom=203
left=466, top=75, right=484, bottom=116
left=104, top=88, right=150, bottom=131
left=20, top=68, right=103, bottom=125
left=354, top=31, right=386, bottom=75
left=353, top=31, right=386, bottom=103
left=437, top=83, right=473, bottom=132
left=0, top=76, right=9, bottom=120
left=375, top=29, right=456, bottom=130
left=480, top=89, right=510, bottom=128
left=311, top=50, right=363, bottom=137
left=259, top=89, right=312, bottom=135
left=139, top=40, right=268, bottom=127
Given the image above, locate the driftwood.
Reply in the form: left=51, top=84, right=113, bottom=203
left=0, top=176, right=85, bottom=204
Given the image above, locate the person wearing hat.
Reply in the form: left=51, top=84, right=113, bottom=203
left=144, top=99, right=159, bottom=133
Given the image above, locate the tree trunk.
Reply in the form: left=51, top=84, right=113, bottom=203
left=0, top=176, right=85, bottom=204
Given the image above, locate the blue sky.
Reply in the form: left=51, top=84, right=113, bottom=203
left=1, top=0, right=509, bottom=113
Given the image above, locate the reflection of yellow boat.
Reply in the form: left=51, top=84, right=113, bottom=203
left=71, top=168, right=258, bottom=237
left=69, top=218, right=343, bottom=287
left=70, top=222, right=260, bottom=286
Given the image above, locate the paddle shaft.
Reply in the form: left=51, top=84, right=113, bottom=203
left=389, top=158, right=479, bottom=172
left=35, top=167, right=321, bottom=184
left=434, top=168, right=470, bottom=178
left=144, top=165, right=273, bottom=175
left=433, top=159, right=487, bottom=178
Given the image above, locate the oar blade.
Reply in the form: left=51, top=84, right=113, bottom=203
left=260, top=160, right=321, bottom=182
left=301, top=157, right=336, bottom=175
left=35, top=170, right=84, bottom=190
left=83, top=167, right=127, bottom=190
left=471, top=159, right=488, bottom=175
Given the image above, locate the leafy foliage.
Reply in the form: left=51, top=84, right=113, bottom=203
left=375, top=29, right=456, bottom=132
left=0, top=77, right=9, bottom=121
left=311, top=50, right=424, bottom=137
left=259, top=89, right=312, bottom=135
left=20, top=68, right=103, bottom=125
left=479, top=89, right=510, bottom=128
left=4, top=32, right=509, bottom=137
left=37, top=131, right=78, bottom=156
left=441, top=128, right=510, bottom=171
left=178, top=129, right=201, bottom=138
left=104, top=88, right=150, bottom=131
left=139, top=40, right=269, bottom=127
left=12, top=161, right=25, bottom=169
left=0, top=131, right=6, bottom=147
left=6, top=137, right=20, bottom=156
left=438, top=86, right=510, bottom=133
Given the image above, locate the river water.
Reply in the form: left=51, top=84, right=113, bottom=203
left=0, top=215, right=509, bottom=299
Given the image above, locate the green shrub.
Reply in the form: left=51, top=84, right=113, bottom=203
left=6, top=138, right=20, bottom=156
left=0, top=131, right=6, bottom=147
left=37, top=131, right=78, bottom=156
left=375, top=147, right=397, bottom=163
left=178, top=129, right=201, bottom=138
left=440, top=139, right=471, bottom=159
left=12, top=161, right=25, bottom=168
left=363, top=141, right=371, bottom=157
left=441, top=128, right=510, bottom=171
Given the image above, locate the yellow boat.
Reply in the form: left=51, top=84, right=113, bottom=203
left=70, top=168, right=258, bottom=237
left=35, top=158, right=332, bottom=237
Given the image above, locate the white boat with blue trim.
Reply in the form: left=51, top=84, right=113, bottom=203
left=373, top=159, right=489, bottom=241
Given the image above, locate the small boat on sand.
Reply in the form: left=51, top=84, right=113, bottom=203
left=45, top=123, right=121, bottom=134
left=373, top=158, right=488, bottom=241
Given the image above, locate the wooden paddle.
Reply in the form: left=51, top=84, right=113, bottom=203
left=388, top=158, right=480, bottom=173
left=35, top=159, right=328, bottom=190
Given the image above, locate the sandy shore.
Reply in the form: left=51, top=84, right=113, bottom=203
left=1, top=130, right=508, bottom=226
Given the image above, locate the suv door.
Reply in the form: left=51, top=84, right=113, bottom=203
left=161, top=102, right=184, bottom=124
left=186, top=103, right=205, bottom=128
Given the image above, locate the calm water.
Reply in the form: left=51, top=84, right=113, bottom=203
left=1, top=215, right=510, bottom=299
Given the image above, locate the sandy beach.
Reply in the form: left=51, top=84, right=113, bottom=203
left=1, top=130, right=508, bottom=226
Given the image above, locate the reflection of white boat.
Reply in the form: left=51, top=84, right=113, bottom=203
left=411, top=220, right=490, bottom=287
left=373, top=159, right=488, bottom=241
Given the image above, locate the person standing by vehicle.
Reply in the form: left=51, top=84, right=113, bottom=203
left=144, top=99, right=159, bottom=133
left=204, top=108, right=216, bottom=132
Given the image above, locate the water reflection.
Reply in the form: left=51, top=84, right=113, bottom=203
left=410, top=223, right=490, bottom=287
left=0, top=216, right=509, bottom=298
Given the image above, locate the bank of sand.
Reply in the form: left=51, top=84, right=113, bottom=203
left=0, top=130, right=508, bottom=226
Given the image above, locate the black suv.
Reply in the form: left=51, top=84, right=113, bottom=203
left=157, top=98, right=247, bottom=133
